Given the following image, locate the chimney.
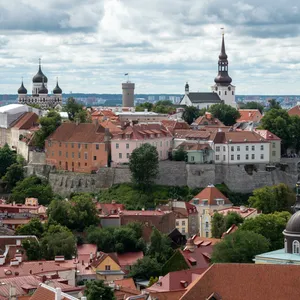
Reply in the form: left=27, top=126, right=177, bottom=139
left=185, top=238, right=195, bottom=252
left=9, top=285, right=16, bottom=300
left=15, top=254, right=22, bottom=263
left=54, top=256, right=65, bottom=262
left=10, top=259, right=19, bottom=266
left=0, top=255, right=5, bottom=266
left=111, top=200, right=116, bottom=205
left=90, top=252, right=93, bottom=261
left=55, top=287, right=62, bottom=300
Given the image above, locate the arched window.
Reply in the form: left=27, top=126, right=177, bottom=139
left=293, top=240, right=300, bottom=254
left=284, top=238, right=287, bottom=252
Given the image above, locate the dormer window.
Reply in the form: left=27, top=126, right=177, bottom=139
left=193, top=199, right=199, bottom=205
left=216, top=199, right=224, bottom=205
left=201, top=200, right=208, bottom=206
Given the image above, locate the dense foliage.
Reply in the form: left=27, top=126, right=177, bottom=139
left=129, top=143, right=159, bottom=187
left=182, top=106, right=200, bottom=124
left=84, top=280, right=115, bottom=300
left=0, top=144, right=17, bottom=177
left=211, top=230, right=270, bottom=263
left=172, top=147, right=187, bottom=161
left=239, top=101, right=264, bottom=114
left=248, top=183, right=294, bottom=214
left=240, top=211, right=290, bottom=250
left=208, top=103, right=241, bottom=126
left=135, top=100, right=175, bottom=114
left=64, top=97, right=90, bottom=123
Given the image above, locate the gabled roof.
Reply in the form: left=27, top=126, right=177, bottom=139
left=180, top=264, right=300, bottom=300
left=213, top=130, right=268, bottom=144
left=11, top=112, right=39, bottom=130
left=190, top=184, right=232, bottom=206
left=288, top=105, right=300, bottom=117
left=161, top=120, right=190, bottom=134
left=193, top=114, right=224, bottom=127
left=176, top=142, right=211, bottom=151
left=187, top=93, right=222, bottom=104
left=254, top=129, right=281, bottom=141
left=237, top=109, right=262, bottom=123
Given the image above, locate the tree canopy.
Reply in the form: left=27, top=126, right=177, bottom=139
left=84, top=280, right=115, bottom=300
left=135, top=100, right=174, bottom=114
left=172, top=147, right=187, bottom=161
left=129, top=256, right=162, bottom=280
left=240, top=211, right=290, bottom=250
left=0, top=144, right=17, bottom=178
left=208, top=103, right=240, bottom=126
left=211, top=230, right=270, bottom=263
left=10, top=175, right=53, bottom=205
left=129, top=143, right=159, bottom=187
left=248, top=183, right=295, bottom=214
left=182, top=106, right=200, bottom=125
left=239, top=101, right=264, bottom=114
left=16, top=218, right=44, bottom=238
left=2, top=163, right=24, bottom=191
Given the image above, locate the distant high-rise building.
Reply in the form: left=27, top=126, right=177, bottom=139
left=122, top=81, right=135, bottom=107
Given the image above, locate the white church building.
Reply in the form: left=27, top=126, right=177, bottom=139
left=180, top=33, right=236, bottom=109
left=18, top=59, right=63, bottom=110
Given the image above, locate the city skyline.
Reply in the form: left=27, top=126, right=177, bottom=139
left=1, top=0, right=300, bottom=95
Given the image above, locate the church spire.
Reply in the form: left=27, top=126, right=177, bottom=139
left=214, top=29, right=232, bottom=86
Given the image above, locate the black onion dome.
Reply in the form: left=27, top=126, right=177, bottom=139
left=214, top=74, right=232, bottom=85
left=185, top=82, right=189, bottom=89
left=39, top=81, right=48, bottom=94
left=285, top=211, right=300, bottom=234
left=53, top=81, right=62, bottom=94
left=33, top=63, right=48, bottom=83
left=18, top=81, right=27, bottom=94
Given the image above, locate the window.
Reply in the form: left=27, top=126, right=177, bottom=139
left=78, top=143, right=81, bottom=149
left=293, top=240, right=300, bottom=254
left=246, top=146, right=249, bottom=151
left=261, top=154, right=264, bottom=159
left=78, top=162, right=81, bottom=167
left=72, top=143, right=74, bottom=148
left=232, top=91, right=234, bottom=95
left=182, top=221, right=186, bottom=226
left=126, top=153, right=129, bottom=158
left=252, top=145, right=255, bottom=151
left=119, top=153, right=122, bottom=159
left=48, top=141, right=52, bottom=147
left=206, top=232, right=209, bottom=238
left=225, top=91, right=227, bottom=95
left=59, top=161, right=61, bottom=166
left=66, top=152, right=68, bottom=158
left=237, top=154, right=240, bottom=160
left=116, top=143, right=119, bottom=149
left=59, top=142, right=62, bottom=147
left=216, top=155, right=220, bottom=161
left=223, top=155, right=226, bottom=161
left=182, top=228, right=186, bottom=234
left=223, top=146, right=226, bottom=151
left=96, top=144, right=99, bottom=150
left=85, top=144, right=88, bottom=149
left=105, top=265, right=111, bottom=271
left=78, top=152, right=81, bottom=159
left=272, top=143, right=276, bottom=148
left=65, top=143, right=68, bottom=148
left=84, top=152, right=88, bottom=160
left=93, top=156, right=97, bottom=161
left=260, top=145, right=264, bottom=151
left=126, top=144, right=129, bottom=149
left=231, top=146, right=234, bottom=151
left=72, top=152, right=74, bottom=158
left=85, top=163, right=87, bottom=166
left=176, top=221, right=179, bottom=226
left=246, top=154, right=249, bottom=160
left=252, top=154, right=255, bottom=159
left=272, top=151, right=276, bottom=156
left=59, top=151, right=62, bottom=157
left=191, top=156, right=195, bottom=161
left=237, top=146, right=240, bottom=151
left=231, top=155, right=234, bottom=160
left=205, top=222, right=209, bottom=228
left=216, top=146, right=220, bottom=152
left=160, top=141, right=162, bottom=147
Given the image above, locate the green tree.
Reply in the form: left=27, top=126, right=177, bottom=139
left=87, top=227, right=115, bottom=253
left=129, top=256, right=162, bottom=279
left=172, top=147, right=187, bottom=161
left=147, top=228, right=173, bottom=264
left=10, top=176, right=53, bottom=205
left=2, top=163, right=24, bottom=190
left=260, top=108, right=291, bottom=152
left=182, top=106, right=200, bottom=125
left=225, top=212, right=244, bottom=229
left=248, top=183, right=295, bottom=214
left=208, top=103, right=240, bottom=126
left=211, top=212, right=226, bottom=238
left=268, top=99, right=281, bottom=110
left=129, top=143, right=159, bottom=188
left=239, top=102, right=264, bottom=114
left=34, top=111, right=62, bottom=148
left=41, top=224, right=76, bottom=260
left=0, top=144, right=17, bottom=177
left=74, top=109, right=90, bottom=123
left=22, top=238, right=42, bottom=261
left=148, top=276, right=159, bottom=287
left=211, top=230, right=270, bottom=263
left=289, top=115, right=300, bottom=153
left=15, top=218, right=44, bottom=238
left=47, top=199, right=72, bottom=228
left=135, top=102, right=154, bottom=112
left=64, top=97, right=85, bottom=121
left=84, top=280, right=115, bottom=300
left=240, top=211, right=291, bottom=250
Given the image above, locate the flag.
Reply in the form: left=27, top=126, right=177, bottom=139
left=124, top=73, right=128, bottom=76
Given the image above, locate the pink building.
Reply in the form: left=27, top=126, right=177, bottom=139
left=111, top=123, right=172, bottom=165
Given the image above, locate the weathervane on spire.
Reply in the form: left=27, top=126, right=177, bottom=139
left=221, top=27, right=225, bottom=36
left=39, top=58, right=41, bottom=67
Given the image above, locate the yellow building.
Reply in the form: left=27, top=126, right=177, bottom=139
left=91, top=252, right=124, bottom=281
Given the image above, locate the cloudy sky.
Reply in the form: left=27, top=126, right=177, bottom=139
left=1, top=0, right=300, bottom=95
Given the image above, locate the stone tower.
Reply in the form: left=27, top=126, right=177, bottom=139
left=122, top=81, right=135, bottom=107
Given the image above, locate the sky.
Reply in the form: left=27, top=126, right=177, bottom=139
left=1, top=0, right=300, bottom=95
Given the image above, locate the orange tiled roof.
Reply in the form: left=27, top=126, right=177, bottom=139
left=254, top=129, right=281, bottom=141
left=190, top=185, right=232, bottom=206
left=214, top=130, right=268, bottom=144
left=193, top=114, right=224, bottom=127
left=100, top=119, right=122, bottom=134
left=114, top=278, right=137, bottom=290
left=12, top=112, right=39, bottom=130
left=237, top=109, right=262, bottom=123
left=288, top=105, right=300, bottom=116
left=177, top=142, right=211, bottom=151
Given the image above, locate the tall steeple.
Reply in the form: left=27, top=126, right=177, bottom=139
left=214, top=29, right=232, bottom=86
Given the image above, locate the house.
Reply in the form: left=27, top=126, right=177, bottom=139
left=146, top=268, right=206, bottom=293
left=189, top=184, right=233, bottom=237
left=116, top=111, right=169, bottom=123
left=158, top=201, right=199, bottom=236
left=116, top=251, right=144, bottom=274
left=111, top=123, right=172, bottom=165
left=113, top=278, right=140, bottom=300
left=45, top=122, right=110, bottom=173
left=97, top=201, right=125, bottom=228
left=237, top=109, right=262, bottom=123
left=288, top=103, right=300, bottom=117
left=254, top=129, right=281, bottom=163
left=175, top=142, right=214, bottom=164
left=180, top=264, right=300, bottom=300
left=191, top=112, right=224, bottom=128
left=161, top=120, right=190, bottom=135
left=168, top=228, right=187, bottom=248
left=217, top=206, right=260, bottom=220
left=213, top=130, right=270, bottom=164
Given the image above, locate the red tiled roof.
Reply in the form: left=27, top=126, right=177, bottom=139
left=174, top=130, right=211, bottom=140
left=100, top=120, right=122, bottom=134
left=181, top=264, right=300, bottom=300
left=193, top=114, right=224, bottom=127
left=161, top=120, right=190, bottom=134
left=237, top=109, right=262, bottom=123
left=214, top=130, right=268, bottom=144
left=12, top=112, right=39, bottom=130
left=97, top=202, right=125, bottom=215
left=47, top=123, right=107, bottom=143
left=114, top=278, right=137, bottom=290
left=190, top=185, right=232, bottom=206
left=120, top=210, right=167, bottom=216
left=77, top=244, right=97, bottom=263
left=117, top=251, right=144, bottom=268
left=217, top=206, right=258, bottom=218
left=149, top=290, right=185, bottom=300
left=177, top=142, right=211, bottom=151
left=288, top=105, right=300, bottom=117
left=254, top=129, right=281, bottom=141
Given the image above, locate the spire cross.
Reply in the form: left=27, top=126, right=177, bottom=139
left=221, top=27, right=225, bottom=36
left=39, top=58, right=41, bottom=66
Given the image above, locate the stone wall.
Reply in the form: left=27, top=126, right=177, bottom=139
left=27, top=160, right=300, bottom=197
left=28, top=151, right=46, bottom=164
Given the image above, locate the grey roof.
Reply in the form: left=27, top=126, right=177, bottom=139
left=187, top=92, right=222, bottom=103
left=96, top=270, right=125, bottom=275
